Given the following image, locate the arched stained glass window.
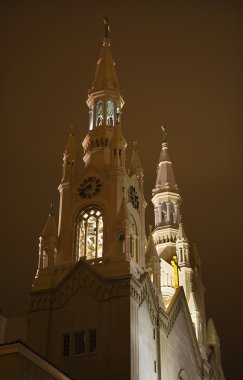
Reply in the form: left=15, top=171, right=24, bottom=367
left=96, top=100, right=103, bottom=126
left=77, top=206, right=104, bottom=260
left=106, top=100, right=114, bottom=126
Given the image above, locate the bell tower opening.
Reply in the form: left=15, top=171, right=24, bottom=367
left=106, top=100, right=114, bottom=126
left=96, top=99, right=104, bottom=126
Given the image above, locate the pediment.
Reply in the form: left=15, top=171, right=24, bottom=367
left=30, top=260, right=130, bottom=312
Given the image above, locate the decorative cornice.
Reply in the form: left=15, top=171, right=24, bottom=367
left=30, top=259, right=131, bottom=312
left=3, top=309, right=29, bottom=319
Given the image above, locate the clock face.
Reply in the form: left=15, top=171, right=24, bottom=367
left=78, top=176, right=102, bottom=199
left=128, top=186, right=139, bottom=210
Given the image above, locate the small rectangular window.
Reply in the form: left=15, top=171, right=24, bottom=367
left=62, top=334, right=70, bottom=357
left=89, top=329, right=96, bottom=353
left=74, top=331, right=85, bottom=355
left=154, top=360, right=157, bottom=373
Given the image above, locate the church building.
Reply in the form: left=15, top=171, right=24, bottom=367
left=0, top=21, right=225, bottom=380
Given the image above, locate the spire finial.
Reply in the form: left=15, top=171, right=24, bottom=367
left=49, top=202, right=54, bottom=216
left=133, top=141, right=138, bottom=151
left=161, top=125, right=167, bottom=143
left=70, top=125, right=74, bottom=136
left=103, top=17, right=110, bottom=39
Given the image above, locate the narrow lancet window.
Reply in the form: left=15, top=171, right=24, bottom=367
left=77, top=206, right=104, bottom=260
left=106, top=100, right=114, bottom=126
left=96, top=100, right=103, bottom=126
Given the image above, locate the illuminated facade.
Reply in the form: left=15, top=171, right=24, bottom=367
left=1, top=22, right=225, bottom=380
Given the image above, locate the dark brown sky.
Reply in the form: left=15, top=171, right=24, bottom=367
left=1, top=1, right=242, bottom=378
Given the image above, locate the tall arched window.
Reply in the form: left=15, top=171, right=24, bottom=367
left=106, top=100, right=114, bottom=126
left=96, top=100, right=103, bottom=126
left=76, top=206, right=104, bottom=260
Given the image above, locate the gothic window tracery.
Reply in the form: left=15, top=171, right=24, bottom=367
left=106, top=100, right=114, bottom=126
left=128, top=186, right=139, bottom=210
left=160, top=201, right=177, bottom=224
left=161, top=202, right=167, bottom=222
left=76, top=206, right=104, bottom=260
left=96, top=100, right=103, bottom=126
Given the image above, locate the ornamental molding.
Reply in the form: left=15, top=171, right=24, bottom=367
left=30, top=260, right=130, bottom=312
left=130, top=273, right=158, bottom=327
left=3, top=309, right=29, bottom=319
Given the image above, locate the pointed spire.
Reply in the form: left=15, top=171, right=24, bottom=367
left=64, top=126, right=78, bottom=158
left=41, top=203, right=58, bottom=238
left=177, top=216, right=188, bottom=241
left=207, top=318, right=219, bottom=347
left=191, top=240, right=201, bottom=269
left=154, top=126, right=178, bottom=194
left=188, top=291, right=199, bottom=312
left=117, top=187, right=130, bottom=225
left=88, top=18, right=121, bottom=96
left=145, top=226, right=158, bottom=263
left=128, top=142, right=144, bottom=178
left=103, top=17, right=110, bottom=40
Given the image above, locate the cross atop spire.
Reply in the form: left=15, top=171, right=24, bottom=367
left=103, top=17, right=110, bottom=40
left=49, top=202, right=54, bottom=216
left=154, top=126, right=178, bottom=193
left=161, top=125, right=167, bottom=143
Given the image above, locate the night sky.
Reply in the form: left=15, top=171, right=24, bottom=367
left=1, top=1, right=242, bottom=378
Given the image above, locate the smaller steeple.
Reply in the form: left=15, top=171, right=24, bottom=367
left=41, top=203, right=57, bottom=237
left=177, top=216, right=188, bottom=241
left=154, top=126, right=178, bottom=194
left=176, top=216, right=190, bottom=267
left=83, top=19, right=125, bottom=169
left=128, top=142, right=144, bottom=180
left=38, top=203, right=58, bottom=272
left=62, top=126, right=78, bottom=182
left=207, top=318, right=219, bottom=347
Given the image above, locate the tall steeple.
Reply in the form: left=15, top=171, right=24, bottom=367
left=83, top=18, right=125, bottom=170
left=88, top=17, right=121, bottom=97
left=152, top=127, right=181, bottom=262
left=33, top=204, right=58, bottom=289
left=154, top=126, right=178, bottom=194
